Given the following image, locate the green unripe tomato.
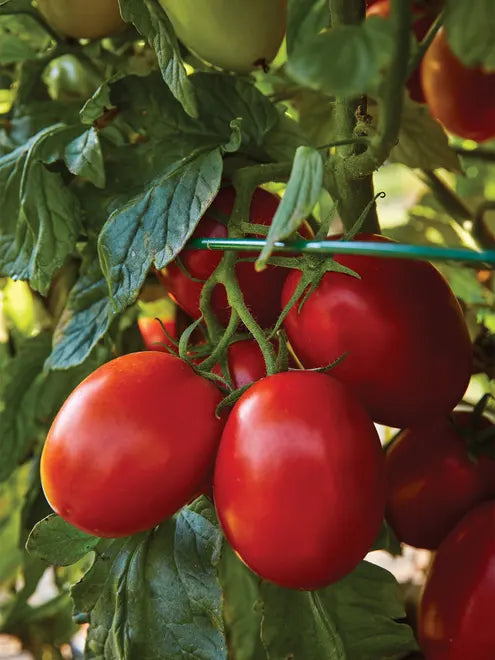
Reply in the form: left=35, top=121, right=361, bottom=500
left=158, top=0, right=287, bottom=72
left=37, top=0, right=126, bottom=40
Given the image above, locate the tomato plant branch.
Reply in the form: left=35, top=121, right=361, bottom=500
left=326, top=0, right=379, bottom=233
left=345, top=0, right=412, bottom=178
left=407, top=8, right=444, bottom=76
left=418, top=170, right=474, bottom=224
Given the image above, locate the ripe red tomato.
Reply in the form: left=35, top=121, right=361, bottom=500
left=282, top=234, right=472, bottom=429
left=385, top=411, right=495, bottom=549
left=224, top=340, right=267, bottom=388
left=418, top=501, right=495, bottom=659
left=214, top=371, right=385, bottom=590
left=138, top=316, right=176, bottom=352
left=367, top=0, right=437, bottom=103
left=157, top=187, right=287, bottom=328
left=421, top=28, right=495, bottom=142
left=41, top=352, right=224, bottom=537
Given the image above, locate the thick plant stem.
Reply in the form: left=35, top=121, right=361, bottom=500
left=345, top=0, right=413, bottom=177
left=327, top=0, right=379, bottom=233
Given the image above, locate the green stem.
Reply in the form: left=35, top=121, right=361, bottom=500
left=407, top=9, right=444, bottom=75
left=419, top=170, right=474, bottom=224
left=326, top=0, right=379, bottom=233
left=345, top=0, right=412, bottom=177
left=200, top=310, right=239, bottom=371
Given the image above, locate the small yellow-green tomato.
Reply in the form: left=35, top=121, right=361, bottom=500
left=158, top=0, right=287, bottom=72
left=37, top=0, right=126, bottom=40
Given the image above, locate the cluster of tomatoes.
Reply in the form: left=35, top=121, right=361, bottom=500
left=367, top=0, right=495, bottom=142
left=41, top=187, right=494, bottom=655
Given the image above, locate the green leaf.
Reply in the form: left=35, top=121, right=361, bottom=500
left=64, top=127, right=106, bottom=188
left=0, top=333, right=52, bottom=483
left=72, top=506, right=226, bottom=659
left=261, top=561, right=418, bottom=660
left=0, top=125, right=82, bottom=294
left=98, top=149, right=222, bottom=313
left=444, top=0, right=495, bottom=69
left=287, top=0, right=329, bottom=57
left=26, top=515, right=100, bottom=566
left=220, top=546, right=265, bottom=660
left=119, top=0, right=198, bottom=117
left=0, top=32, right=37, bottom=63
left=388, top=96, right=461, bottom=171
left=287, top=19, right=395, bottom=97
left=257, top=146, right=323, bottom=269
left=46, top=243, right=113, bottom=370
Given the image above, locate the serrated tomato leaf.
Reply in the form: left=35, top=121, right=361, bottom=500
left=261, top=561, right=418, bottom=660
left=118, top=0, right=198, bottom=118
left=72, top=506, right=225, bottom=659
left=98, top=149, right=222, bottom=312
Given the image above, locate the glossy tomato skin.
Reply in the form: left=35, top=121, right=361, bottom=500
left=421, top=28, right=495, bottom=142
left=37, top=0, right=125, bottom=39
left=214, top=371, right=385, bottom=590
left=41, top=352, right=224, bottom=537
left=138, top=316, right=176, bottom=352
left=386, top=411, right=494, bottom=549
left=282, top=234, right=472, bottom=429
left=418, top=501, right=495, bottom=659
left=367, top=0, right=436, bottom=102
left=157, top=187, right=286, bottom=328
left=225, top=340, right=267, bottom=388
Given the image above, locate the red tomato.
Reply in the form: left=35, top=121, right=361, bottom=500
left=421, top=28, right=495, bottom=142
left=282, top=234, right=472, bottom=429
left=224, top=340, right=267, bottom=388
left=41, top=352, right=224, bottom=537
left=418, top=501, right=495, bottom=659
left=157, top=187, right=286, bottom=328
left=138, top=316, right=176, bottom=352
left=367, top=0, right=437, bottom=103
left=386, top=411, right=495, bottom=549
left=213, top=371, right=385, bottom=590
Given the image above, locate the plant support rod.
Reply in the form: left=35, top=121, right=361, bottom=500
left=187, top=238, right=495, bottom=267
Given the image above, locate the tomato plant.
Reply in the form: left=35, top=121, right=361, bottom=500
left=421, top=28, right=495, bottom=142
left=41, top=352, right=224, bottom=537
left=385, top=411, right=495, bottom=549
left=282, top=234, right=472, bottom=429
left=157, top=0, right=287, bottom=72
left=418, top=501, right=495, bottom=659
left=157, top=186, right=288, bottom=328
left=37, top=0, right=126, bottom=39
left=1, top=0, right=494, bottom=656
left=214, top=371, right=385, bottom=590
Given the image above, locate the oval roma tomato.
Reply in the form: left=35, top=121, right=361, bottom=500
left=158, top=0, right=286, bottom=72
left=214, top=371, right=385, bottom=590
left=41, top=352, right=224, bottom=537
left=421, top=28, right=495, bottom=142
left=37, top=0, right=125, bottom=40
left=282, top=234, right=472, bottom=429
left=367, top=0, right=437, bottom=102
left=418, top=501, right=495, bottom=659
left=138, top=316, right=176, bottom=352
left=386, top=411, right=494, bottom=549
left=157, top=187, right=287, bottom=328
